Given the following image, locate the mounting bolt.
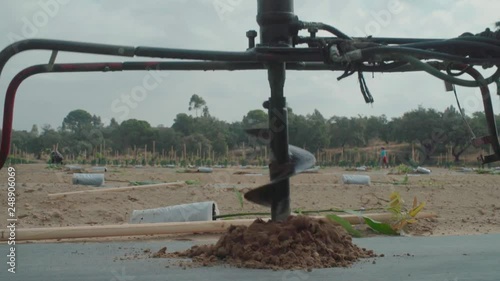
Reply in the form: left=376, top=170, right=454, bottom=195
left=262, top=100, right=269, bottom=109
left=246, top=30, right=258, bottom=49
left=308, top=27, right=318, bottom=38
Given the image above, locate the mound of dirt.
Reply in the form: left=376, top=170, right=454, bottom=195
left=161, top=216, right=377, bottom=270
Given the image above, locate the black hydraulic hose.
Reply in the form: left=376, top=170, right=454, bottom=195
left=0, top=39, right=135, bottom=74
left=298, top=21, right=352, bottom=40
left=395, top=54, right=500, bottom=87
left=399, top=39, right=500, bottom=54
left=0, top=39, right=331, bottom=81
left=355, top=46, right=500, bottom=65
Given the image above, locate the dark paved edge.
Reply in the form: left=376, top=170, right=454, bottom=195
left=1, top=234, right=499, bottom=281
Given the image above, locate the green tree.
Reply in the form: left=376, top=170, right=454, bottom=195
left=288, top=110, right=309, bottom=148
left=157, top=127, right=182, bottom=154
left=393, top=106, right=445, bottom=162
left=62, top=109, right=93, bottom=135
left=182, top=133, right=211, bottom=156
left=91, top=115, right=103, bottom=128
left=39, top=125, right=62, bottom=154
left=117, top=119, right=156, bottom=149
left=227, top=121, right=246, bottom=149
left=304, top=109, right=330, bottom=152
left=364, top=115, right=388, bottom=142
left=202, top=106, right=210, bottom=118
left=188, top=94, right=206, bottom=117
left=442, top=106, right=472, bottom=162
left=242, top=109, right=268, bottom=128
left=109, top=118, right=120, bottom=128
left=329, top=116, right=366, bottom=149
left=30, top=124, right=39, bottom=137
left=172, top=113, right=195, bottom=136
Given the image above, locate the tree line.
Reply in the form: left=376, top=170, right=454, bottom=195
left=6, top=94, right=500, bottom=166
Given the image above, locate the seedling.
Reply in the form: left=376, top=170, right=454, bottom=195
left=386, top=191, right=426, bottom=233
left=234, top=189, right=244, bottom=209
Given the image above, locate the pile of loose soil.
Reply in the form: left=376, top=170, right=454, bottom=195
left=159, top=216, right=377, bottom=270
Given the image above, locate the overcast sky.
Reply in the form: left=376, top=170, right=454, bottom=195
left=1, top=0, right=499, bottom=131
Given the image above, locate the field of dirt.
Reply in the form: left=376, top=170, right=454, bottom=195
left=0, top=164, right=499, bottom=237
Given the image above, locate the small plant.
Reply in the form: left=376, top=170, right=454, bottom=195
left=356, top=191, right=425, bottom=235
left=46, top=164, right=63, bottom=170
left=389, top=164, right=413, bottom=175
left=475, top=169, right=491, bottom=174
left=234, top=189, right=244, bottom=209
left=398, top=164, right=413, bottom=174
left=386, top=191, right=425, bottom=232
left=185, top=180, right=200, bottom=185
left=294, top=208, right=304, bottom=215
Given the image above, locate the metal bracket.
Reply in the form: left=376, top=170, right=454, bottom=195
left=47, top=50, right=58, bottom=71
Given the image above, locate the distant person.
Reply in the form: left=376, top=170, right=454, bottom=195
left=380, top=147, right=388, bottom=168
left=50, top=150, right=64, bottom=165
left=477, top=154, right=484, bottom=169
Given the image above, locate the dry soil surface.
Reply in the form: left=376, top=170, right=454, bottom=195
left=0, top=164, right=499, bottom=236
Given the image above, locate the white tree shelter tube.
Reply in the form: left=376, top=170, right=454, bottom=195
left=197, top=167, right=213, bottom=173
left=72, top=173, right=105, bottom=187
left=416, top=167, right=431, bottom=174
left=342, top=174, right=371, bottom=185
left=130, top=201, right=220, bottom=223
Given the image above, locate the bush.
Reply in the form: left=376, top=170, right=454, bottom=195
left=8, top=157, right=35, bottom=164
left=396, top=164, right=413, bottom=174
left=338, top=160, right=351, bottom=167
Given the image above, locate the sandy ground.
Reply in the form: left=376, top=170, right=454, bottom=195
left=0, top=164, right=499, bottom=237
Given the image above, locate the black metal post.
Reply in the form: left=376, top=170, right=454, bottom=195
left=257, top=0, right=295, bottom=221
left=267, top=63, right=290, bottom=221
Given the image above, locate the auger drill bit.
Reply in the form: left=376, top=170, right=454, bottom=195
left=244, top=128, right=316, bottom=219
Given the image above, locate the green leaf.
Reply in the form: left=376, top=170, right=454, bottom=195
left=409, top=202, right=425, bottom=218
left=294, top=208, right=304, bottom=215
left=326, top=214, right=363, bottom=238
left=363, top=216, right=399, bottom=235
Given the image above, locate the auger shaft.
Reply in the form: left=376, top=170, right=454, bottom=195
left=267, top=63, right=290, bottom=221
left=257, top=0, right=296, bottom=221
